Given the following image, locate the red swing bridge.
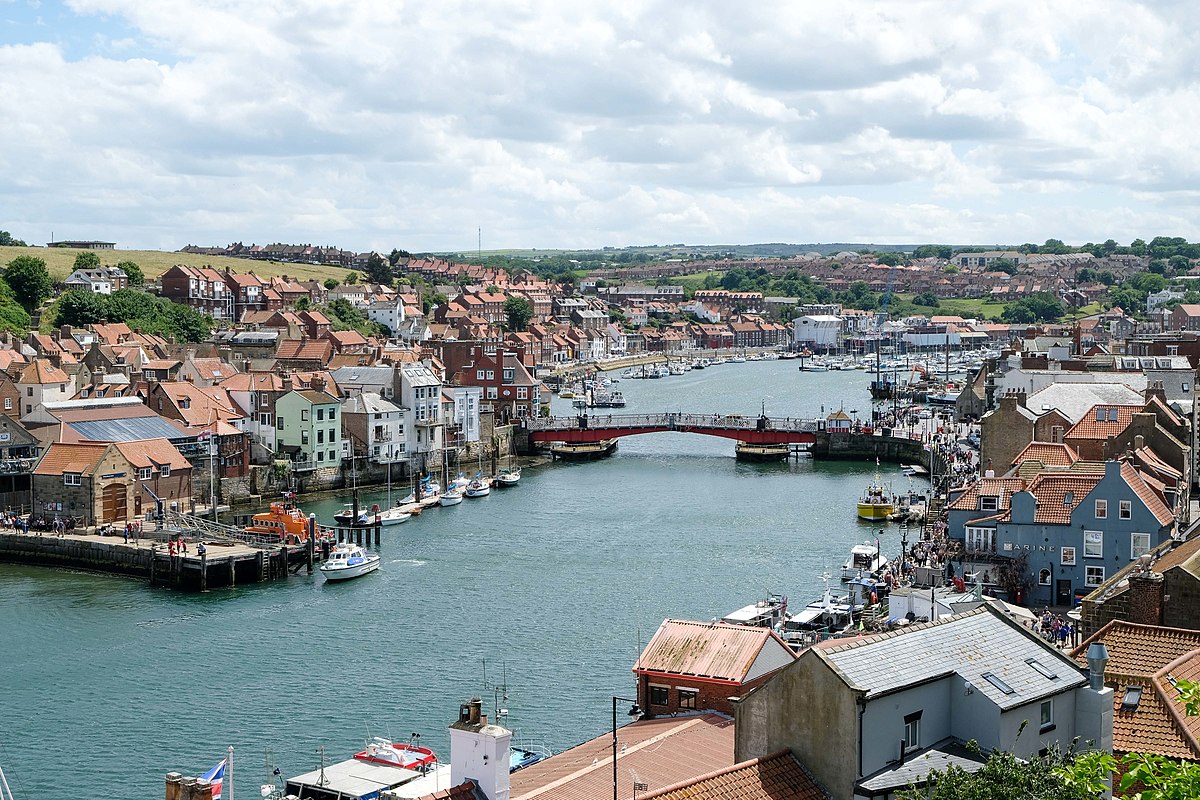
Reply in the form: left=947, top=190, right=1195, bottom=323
left=523, top=413, right=822, bottom=445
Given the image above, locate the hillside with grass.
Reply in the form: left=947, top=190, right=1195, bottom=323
left=0, top=246, right=352, bottom=282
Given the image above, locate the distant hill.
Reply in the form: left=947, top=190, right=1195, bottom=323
left=0, top=246, right=351, bottom=282
left=436, top=242, right=976, bottom=261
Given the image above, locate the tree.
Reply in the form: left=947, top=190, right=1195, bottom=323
left=73, top=251, right=101, bottom=270
left=901, top=742, right=1099, bottom=800
left=504, top=295, right=533, bottom=331
left=365, top=253, right=393, bottom=286
left=388, top=248, right=412, bottom=267
left=115, top=260, right=144, bottom=286
left=323, top=277, right=339, bottom=290
left=913, top=291, right=940, bottom=308
left=0, top=231, right=27, bottom=247
left=876, top=252, right=903, bottom=267
left=55, top=290, right=109, bottom=326
left=5, top=255, right=53, bottom=312
left=991, top=259, right=1018, bottom=275
left=344, top=271, right=359, bottom=284
left=1002, top=293, right=1064, bottom=324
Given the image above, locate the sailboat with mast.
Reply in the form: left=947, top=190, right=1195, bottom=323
left=375, top=461, right=411, bottom=526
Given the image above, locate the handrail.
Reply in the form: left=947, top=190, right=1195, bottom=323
left=524, top=413, right=821, bottom=433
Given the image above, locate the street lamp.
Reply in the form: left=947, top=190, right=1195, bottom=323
left=612, top=695, right=643, bottom=800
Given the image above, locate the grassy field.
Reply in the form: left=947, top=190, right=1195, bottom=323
left=0, top=245, right=353, bottom=282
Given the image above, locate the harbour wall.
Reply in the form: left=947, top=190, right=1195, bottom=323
left=810, top=432, right=925, bottom=465
left=0, top=532, right=154, bottom=579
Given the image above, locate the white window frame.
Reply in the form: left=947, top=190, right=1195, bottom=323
left=1131, top=532, right=1152, bottom=560
left=1084, top=530, right=1103, bottom=559
left=1094, top=499, right=1107, bottom=519
left=63, top=472, right=81, bottom=486
left=1061, top=547, right=1076, bottom=566
left=1040, top=699, right=1054, bottom=731
left=965, top=526, right=995, bottom=552
left=904, top=717, right=921, bottom=752
left=1119, top=500, right=1132, bottom=520
left=137, top=467, right=152, bottom=480
left=1086, top=565, right=1105, bottom=587
left=160, top=465, right=171, bottom=477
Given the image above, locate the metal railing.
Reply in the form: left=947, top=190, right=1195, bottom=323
left=524, top=413, right=820, bottom=433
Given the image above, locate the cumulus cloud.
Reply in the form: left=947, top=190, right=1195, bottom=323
left=0, top=0, right=1196, bottom=250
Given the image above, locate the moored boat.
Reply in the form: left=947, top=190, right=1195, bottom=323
left=246, top=498, right=319, bottom=545
left=841, top=542, right=885, bottom=581
left=494, top=468, right=521, bottom=487
left=465, top=474, right=491, bottom=497
left=721, top=593, right=788, bottom=628
left=353, top=736, right=437, bottom=770
left=439, top=489, right=463, bottom=506
left=319, top=543, right=381, bottom=582
left=857, top=477, right=895, bottom=520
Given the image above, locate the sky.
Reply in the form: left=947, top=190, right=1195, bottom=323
left=2, top=1, right=1199, bottom=254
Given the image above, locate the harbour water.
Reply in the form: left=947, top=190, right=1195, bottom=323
left=0, top=360, right=928, bottom=799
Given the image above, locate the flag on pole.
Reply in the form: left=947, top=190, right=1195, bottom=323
left=200, top=759, right=226, bottom=800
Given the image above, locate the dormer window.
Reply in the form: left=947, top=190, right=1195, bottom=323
left=979, top=495, right=999, bottom=512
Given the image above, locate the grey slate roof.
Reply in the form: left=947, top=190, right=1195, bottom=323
left=331, top=366, right=395, bottom=386
left=1026, top=382, right=1143, bottom=423
left=818, top=606, right=1086, bottom=710
left=857, top=738, right=986, bottom=793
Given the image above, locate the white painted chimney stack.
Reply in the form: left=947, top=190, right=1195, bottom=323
left=449, top=698, right=512, bottom=800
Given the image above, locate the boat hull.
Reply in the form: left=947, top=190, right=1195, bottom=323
left=465, top=486, right=491, bottom=497
left=439, top=493, right=463, bottom=506
left=320, top=556, right=381, bottom=581
left=856, top=502, right=894, bottom=520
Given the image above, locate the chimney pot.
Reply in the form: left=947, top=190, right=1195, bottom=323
left=1086, top=642, right=1109, bottom=691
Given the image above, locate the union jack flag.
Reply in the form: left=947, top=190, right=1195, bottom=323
left=200, top=759, right=226, bottom=800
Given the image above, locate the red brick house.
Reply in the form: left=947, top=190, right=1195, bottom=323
left=633, top=619, right=797, bottom=718
left=159, top=265, right=234, bottom=320
left=450, top=347, right=541, bottom=422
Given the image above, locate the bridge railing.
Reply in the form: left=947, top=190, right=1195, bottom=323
left=525, top=413, right=820, bottom=433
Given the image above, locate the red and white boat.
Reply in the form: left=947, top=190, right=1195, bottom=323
left=353, top=737, right=438, bottom=771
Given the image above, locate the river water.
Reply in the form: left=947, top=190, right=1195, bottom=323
left=0, top=360, right=927, bottom=799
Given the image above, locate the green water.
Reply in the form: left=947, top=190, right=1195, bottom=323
left=0, top=360, right=925, bottom=798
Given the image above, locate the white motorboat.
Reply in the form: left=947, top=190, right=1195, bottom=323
left=376, top=505, right=412, bottom=526
left=495, top=468, right=521, bottom=487
left=841, top=542, right=886, bottom=581
left=721, top=593, right=788, bottom=628
left=439, top=490, right=463, bottom=506
left=465, top=475, right=491, bottom=497
left=729, top=355, right=747, bottom=363
left=319, top=543, right=381, bottom=582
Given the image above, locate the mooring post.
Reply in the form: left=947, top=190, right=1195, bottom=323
left=356, top=527, right=363, bottom=546
left=199, top=550, right=208, bottom=593
left=306, top=535, right=314, bottom=574
left=149, top=544, right=156, bottom=588
left=374, top=520, right=380, bottom=546
left=229, top=556, right=236, bottom=588
left=281, top=545, right=288, bottom=580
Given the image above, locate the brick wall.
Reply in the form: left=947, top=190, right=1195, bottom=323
left=1164, top=567, right=1200, bottom=630
left=636, top=671, right=778, bottom=719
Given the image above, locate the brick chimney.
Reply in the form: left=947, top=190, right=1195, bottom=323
left=1145, top=380, right=1167, bottom=404
left=311, top=374, right=327, bottom=394
left=282, top=373, right=293, bottom=393
left=1129, top=569, right=1165, bottom=626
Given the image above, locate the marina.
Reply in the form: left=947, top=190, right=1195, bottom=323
left=0, top=361, right=933, bottom=799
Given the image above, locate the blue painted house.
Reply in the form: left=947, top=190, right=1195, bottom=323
left=947, top=460, right=1176, bottom=606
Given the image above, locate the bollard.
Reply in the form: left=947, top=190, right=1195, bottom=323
left=229, top=556, right=236, bottom=588
left=281, top=545, right=288, bottom=579
left=375, top=521, right=380, bottom=546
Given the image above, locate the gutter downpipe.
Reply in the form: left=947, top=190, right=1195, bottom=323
left=857, top=691, right=867, bottom=782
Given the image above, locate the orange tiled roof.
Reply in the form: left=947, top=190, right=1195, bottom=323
left=1064, top=404, right=1140, bottom=442
left=641, top=750, right=828, bottom=800
left=1010, top=441, right=1079, bottom=469
left=18, top=358, right=70, bottom=385
left=1009, top=472, right=1103, bottom=524
left=946, top=477, right=1026, bottom=512
left=114, top=438, right=191, bottom=470
left=1072, top=621, right=1200, bottom=758
left=33, top=442, right=108, bottom=476
left=1121, top=461, right=1176, bottom=527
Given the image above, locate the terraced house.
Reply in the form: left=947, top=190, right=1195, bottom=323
left=275, top=386, right=343, bottom=471
left=947, top=459, right=1177, bottom=607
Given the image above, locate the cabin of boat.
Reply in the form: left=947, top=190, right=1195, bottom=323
left=721, top=594, right=788, bottom=628
left=841, top=543, right=886, bottom=581
left=857, top=478, right=895, bottom=520
left=246, top=500, right=317, bottom=544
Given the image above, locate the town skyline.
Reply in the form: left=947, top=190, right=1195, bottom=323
left=4, top=1, right=1198, bottom=252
